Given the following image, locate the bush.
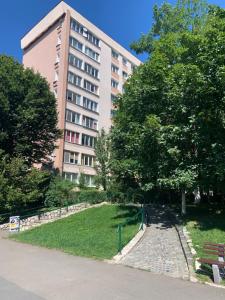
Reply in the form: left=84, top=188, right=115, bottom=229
left=77, top=190, right=108, bottom=204
left=45, top=176, right=77, bottom=207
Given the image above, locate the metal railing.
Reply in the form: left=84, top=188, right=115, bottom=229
left=117, top=207, right=144, bottom=253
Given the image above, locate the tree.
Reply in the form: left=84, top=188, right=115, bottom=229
left=0, top=151, right=51, bottom=212
left=0, top=55, right=61, bottom=165
left=94, top=129, right=111, bottom=191
left=111, top=1, right=225, bottom=214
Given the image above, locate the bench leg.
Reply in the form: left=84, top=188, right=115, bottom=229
left=212, top=264, right=222, bottom=284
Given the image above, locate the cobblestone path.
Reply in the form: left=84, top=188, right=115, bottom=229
left=120, top=206, right=189, bottom=280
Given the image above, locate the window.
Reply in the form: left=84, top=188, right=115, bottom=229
left=83, top=174, right=95, bottom=186
left=85, top=46, right=99, bottom=62
left=54, top=71, right=59, bottom=82
left=66, top=109, right=80, bottom=125
left=87, top=31, right=100, bottom=47
left=54, top=89, right=58, bottom=98
left=122, top=71, right=128, bottom=79
left=68, top=53, right=83, bottom=69
left=82, top=134, right=95, bottom=147
left=81, top=154, right=94, bottom=167
left=66, top=90, right=81, bottom=105
left=111, top=109, right=116, bottom=118
left=112, top=50, right=119, bottom=59
left=111, top=94, right=117, bottom=103
left=111, top=64, right=119, bottom=74
left=84, top=63, right=99, bottom=79
left=65, top=130, right=80, bottom=144
left=71, top=19, right=83, bottom=34
left=131, top=64, right=136, bottom=72
left=64, top=151, right=79, bottom=164
left=57, top=35, right=61, bottom=45
left=111, top=79, right=119, bottom=89
left=83, top=80, right=98, bottom=94
left=71, top=19, right=100, bottom=47
left=68, top=72, right=82, bottom=87
left=69, top=36, right=83, bottom=52
left=56, top=52, right=60, bottom=63
left=83, top=97, right=98, bottom=112
left=122, top=57, right=128, bottom=66
left=82, top=116, right=98, bottom=130
left=63, top=172, right=78, bottom=183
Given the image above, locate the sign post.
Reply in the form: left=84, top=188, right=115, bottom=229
left=9, top=216, right=20, bottom=233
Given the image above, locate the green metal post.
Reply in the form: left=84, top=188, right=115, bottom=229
left=118, top=224, right=122, bottom=253
left=141, top=208, right=144, bottom=230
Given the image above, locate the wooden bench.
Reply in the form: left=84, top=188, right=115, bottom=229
left=204, top=242, right=225, bottom=248
left=198, top=256, right=225, bottom=284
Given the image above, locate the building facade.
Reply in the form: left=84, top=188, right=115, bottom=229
left=21, top=1, right=141, bottom=186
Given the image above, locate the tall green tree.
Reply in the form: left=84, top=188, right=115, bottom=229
left=94, top=129, right=111, bottom=191
left=111, top=1, right=225, bottom=214
left=0, top=55, right=61, bottom=165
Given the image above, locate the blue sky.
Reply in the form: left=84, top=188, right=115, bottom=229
left=0, top=0, right=225, bottom=63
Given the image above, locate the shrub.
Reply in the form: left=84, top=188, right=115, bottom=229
left=77, top=190, right=108, bottom=204
left=45, top=176, right=77, bottom=207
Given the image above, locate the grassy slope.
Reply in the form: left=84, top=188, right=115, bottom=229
left=11, top=204, right=140, bottom=260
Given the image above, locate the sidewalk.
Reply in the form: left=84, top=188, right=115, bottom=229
left=120, top=206, right=189, bottom=279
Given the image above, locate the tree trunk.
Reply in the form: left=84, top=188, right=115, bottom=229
left=181, top=190, right=186, bottom=215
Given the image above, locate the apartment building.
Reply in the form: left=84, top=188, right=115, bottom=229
left=21, top=1, right=141, bottom=186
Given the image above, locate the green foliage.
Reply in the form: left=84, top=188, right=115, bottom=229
left=94, top=129, right=111, bottom=191
left=0, top=55, right=61, bottom=165
left=77, top=190, right=108, bottom=204
left=131, top=0, right=208, bottom=55
left=111, top=1, right=225, bottom=210
left=45, top=177, right=76, bottom=207
left=0, top=152, right=51, bottom=213
left=78, top=173, right=86, bottom=189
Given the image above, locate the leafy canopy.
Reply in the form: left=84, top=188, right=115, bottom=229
left=111, top=1, right=225, bottom=195
left=0, top=55, right=61, bottom=165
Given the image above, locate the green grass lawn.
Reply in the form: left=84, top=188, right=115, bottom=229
left=11, top=204, right=140, bottom=260
left=184, top=205, right=225, bottom=283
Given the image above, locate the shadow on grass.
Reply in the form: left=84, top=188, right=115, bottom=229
left=184, top=205, right=225, bottom=233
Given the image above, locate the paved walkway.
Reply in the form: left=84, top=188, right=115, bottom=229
left=0, top=231, right=224, bottom=299
left=121, top=206, right=189, bottom=279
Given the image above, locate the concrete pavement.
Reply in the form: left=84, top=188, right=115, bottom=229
left=0, top=234, right=224, bottom=299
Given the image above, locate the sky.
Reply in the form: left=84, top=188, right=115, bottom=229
left=0, top=0, right=225, bottom=63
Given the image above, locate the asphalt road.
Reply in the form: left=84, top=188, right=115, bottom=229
left=0, top=233, right=224, bottom=300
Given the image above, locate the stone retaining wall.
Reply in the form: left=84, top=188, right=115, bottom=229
left=0, top=202, right=105, bottom=232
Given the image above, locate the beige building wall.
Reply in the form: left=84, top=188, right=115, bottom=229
left=21, top=1, right=141, bottom=186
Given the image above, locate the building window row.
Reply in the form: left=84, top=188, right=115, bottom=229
left=66, top=90, right=98, bottom=112
left=63, top=172, right=78, bottom=183
left=63, top=172, right=95, bottom=186
left=65, top=130, right=96, bottom=148
left=111, top=79, right=119, bottom=89
left=111, top=64, right=119, bottom=74
left=66, top=109, right=98, bottom=130
left=70, top=19, right=100, bottom=47
left=69, top=36, right=100, bottom=62
left=64, top=151, right=95, bottom=167
left=68, top=53, right=99, bottom=79
left=65, top=130, right=80, bottom=144
left=111, top=49, right=136, bottom=71
left=68, top=71, right=99, bottom=95
left=66, top=109, right=80, bottom=125
left=82, top=115, right=98, bottom=130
